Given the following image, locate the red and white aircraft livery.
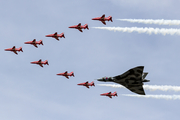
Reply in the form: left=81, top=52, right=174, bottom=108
left=69, top=23, right=89, bottom=32
left=77, top=81, right=95, bottom=88
left=92, top=14, right=113, bottom=25
left=45, top=32, right=65, bottom=40
left=5, top=46, right=23, bottom=55
left=100, top=92, right=117, bottom=98
left=31, top=59, right=49, bottom=67
left=57, top=71, right=74, bottom=79
left=24, top=39, right=43, bottom=48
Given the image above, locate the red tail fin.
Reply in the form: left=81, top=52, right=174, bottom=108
left=40, top=40, right=43, bottom=45
left=108, top=16, right=113, bottom=22
left=71, top=72, right=74, bottom=77
left=113, top=92, right=117, bottom=96
left=19, top=47, right=23, bottom=52
left=84, top=24, right=89, bottom=30
left=61, top=33, right=65, bottom=38
left=45, top=60, right=49, bottom=65
left=90, top=81, right=95, bottom=86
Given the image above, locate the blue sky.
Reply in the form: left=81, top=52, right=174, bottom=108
left=1, top=0, right=180, bottom=120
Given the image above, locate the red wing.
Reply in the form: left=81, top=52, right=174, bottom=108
left=101, top=21, right=106, bottom=25
left=65, top=76, right=69, bottom=79
left=77, top=23, right=81, bottom=27
left=32, top=39, right=36, bottom=43
left=54, top=32, right=57, bottom=36
left=108, top=92, right=111, bottom=95
left=101, top=14, right=105, bottom=19
left=55, top=37, right=59, bottom=40
left=13, top=51, right=18, bottom=54
left=12, top=46, right=16, bottom=50
left=78, top=29, right=83, bottom=32
left=33, top=44, right=38, bottom=48
left=38, top=59, right=42, bottom=63
left=108, top=96, right=112, bottom=98
left=86, top=86, right=89, bottom=88
left=39, top=64, right=43, bottom=67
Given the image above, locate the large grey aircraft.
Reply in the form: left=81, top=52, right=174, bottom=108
left=97, top=66, right=149, bottom=95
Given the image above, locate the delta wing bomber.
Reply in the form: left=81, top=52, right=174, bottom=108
left=97, top=66, right=150, bottom=95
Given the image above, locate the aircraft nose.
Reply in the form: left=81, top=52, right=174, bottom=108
left=97, top=78, right=104, bottom=82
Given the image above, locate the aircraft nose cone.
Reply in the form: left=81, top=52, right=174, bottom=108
left=97, top=78, right=104, bottom=82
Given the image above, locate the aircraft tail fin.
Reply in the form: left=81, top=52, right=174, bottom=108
left=113, top=91, right=118, bottom=96
left=142, top=72, right=150, bottom=82
left=90, top=81, right=95, bottom=86
left=71, top=72, right=74, bottom=77
left=84, top=24, right=89, bottom=30
left=108, top=16, right=113, bottom=22
left=61, top=33, right=65, bottom=38
left=19, top=47, right=23, bottom=52
left=45, top=60, right=49, bottom=65
left=40, top=40, right=43, bottom=45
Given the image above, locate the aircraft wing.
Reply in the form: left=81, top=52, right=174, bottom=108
left=54, top=32, right=57, bottom=36
left=38, top=59, right=42, bottom=63
left=32, top=39, right=36, bottom=43
left=12, top=46, right=16, bottom=50
left=125, top=84, right=145, bottom=95
left=101, top=21, right=106, bottom=25
left=86, top=86, right=89, bottom=88
left=55, top=37, right=59, bottom=40
left=39, top=64, right=43, bottom=67
left=108, top=96, right=112, bottom=98
left=78, top=29, right=83, bottom=32
left=13, top=51, right=18, bottom=54
left=101, top=14, right=105, bottom=19
left=65, top=76, right=69, bottom=79
left=33, top=44, right=38, bottom=48
left=77, top=23, right=81, bottom=27
left=114, top=66, right=144, bottom=82
left=113, top=66, right=145, bottom=95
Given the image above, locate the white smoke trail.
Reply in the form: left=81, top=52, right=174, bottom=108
left=117, top=19, right=180, bottom=26
left=98, top=84, right=180, bottom=92
left=123, top=94, right=180, bottom=100
left=92, top=27, right=180, bottom=35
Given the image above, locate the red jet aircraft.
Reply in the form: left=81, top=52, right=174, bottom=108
left=4, top=46, right=23, bottom=55
left=69, top=23, right=89, bottom=32
left=100, top=92, right=117, bottom=98
left=57, top=71, right=74, bottom=79
left=24, top=39, right=43, bottom=48
left=77, top=81, right=95, bottom=88
left=92, top=14, right=113, bottom=25
left=31, top=59, right=49, bottom=67
left=45, top=32, right=65, bottom=40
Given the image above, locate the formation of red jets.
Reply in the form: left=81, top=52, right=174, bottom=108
left=4, top=14, right=117, bottom=98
